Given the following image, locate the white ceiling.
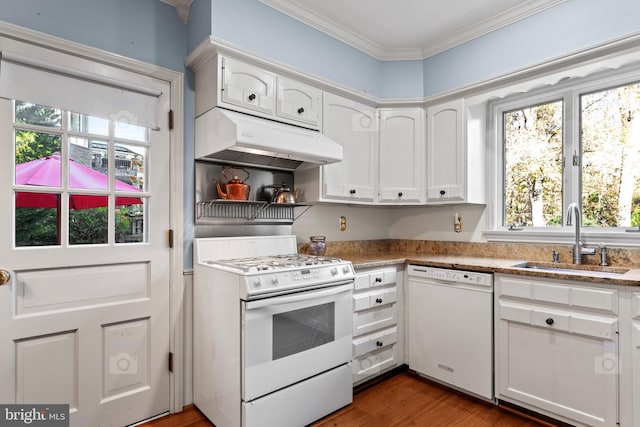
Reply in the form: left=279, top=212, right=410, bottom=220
left=259, top=0, right=566, bottom=60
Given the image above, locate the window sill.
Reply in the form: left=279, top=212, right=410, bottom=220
left=484, top=228, right=640, bottom=248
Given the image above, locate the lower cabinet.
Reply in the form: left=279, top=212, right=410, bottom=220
left=495, top=274, right=619, bottom=427
left=352, top=266, right=403, bottom=385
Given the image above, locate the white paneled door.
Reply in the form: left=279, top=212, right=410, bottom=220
left=0, top=68, right=172, bottom=427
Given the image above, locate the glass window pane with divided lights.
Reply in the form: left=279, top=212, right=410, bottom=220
left=13, top=100, right=150, bottom=247
left=497, top=74, right=640, bottom=234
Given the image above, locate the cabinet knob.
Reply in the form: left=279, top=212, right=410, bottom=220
left=350, top=189, right=356, bottom=195
left=375, top=277, right=382, bottom=283
left=545, top=318, right=554, bottom=325
left=398, top=192, right=403, bottom=197
left=439, top=190, right=446, bottom=195
left=248, top=93, right=256, bottom=101
left=376, top=341, right=383, bottom=347
left=297, top=107, right=305, bottom=114
left=375, top=298, right=383, bottom=304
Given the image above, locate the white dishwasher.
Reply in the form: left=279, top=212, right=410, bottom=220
left=407, top=265, right=494, bottom=401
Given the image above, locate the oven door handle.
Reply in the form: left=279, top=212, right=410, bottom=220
left=245, top=282, right=353, bottom=309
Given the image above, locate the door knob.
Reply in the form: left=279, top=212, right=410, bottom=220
left=0, top=270, right=10, bottom=286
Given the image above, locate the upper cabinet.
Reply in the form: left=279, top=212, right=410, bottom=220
left=221, top=57, right=276, bottom=116
left=378, top=108, right=425, bottom=204
left=319, top=93, right=378, bottom=202
left=296, top=94, right=425, bottom=205
left=426, top=99, right=485, bottom=204
left=193, top=54, right=322, bottom=130
left=276, top=76, right=322, bottom=129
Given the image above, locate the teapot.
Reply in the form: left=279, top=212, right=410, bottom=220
left=270, top=182, right=299, bottom=204
left=216, top=167, right=250, bottom=200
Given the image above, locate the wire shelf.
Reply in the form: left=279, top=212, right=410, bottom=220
left=196, top=200, right=308, bottom=224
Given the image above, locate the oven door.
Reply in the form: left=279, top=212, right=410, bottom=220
left=242, top=281, right=353, bottom=402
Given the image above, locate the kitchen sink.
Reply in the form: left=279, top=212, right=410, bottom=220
left=511, top=261, right=629, bottom=278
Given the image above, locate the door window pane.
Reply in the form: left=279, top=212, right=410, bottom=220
left=69, top=137, right=109, bottom=190
left=272, top=302, right=335, bottom=360
left=15, top=101, right=61, bottom=128
left=115, top=143, right=147, bottom=191
left=15, top=194, right=59, bottom=247
left=69, top=199, right=108, bottom=245
left=69, top=112, right=109, bottom=136
left=15, top=130, right=62, bottom=186
left=581, top=82, right=640, bottom=227
left=503, top=100, right=563, bottom=227
left=114, top=119, right=148, bottom=142
left=116, top=201, right=145, bottom=244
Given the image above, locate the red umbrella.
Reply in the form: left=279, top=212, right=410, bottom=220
left=15, top=153, right=142, bottom=209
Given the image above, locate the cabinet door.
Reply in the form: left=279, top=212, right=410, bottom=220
left=497, top=309, right=618, bottom=427
left=221, top=57, right=276, bottom=116
left=378, top=109, right=425, bottom=203
left=322, top=93, right=377, bottom=202
left=426, top=99, right=465, bottom=202
left=276, top=76, right=322, bottom=129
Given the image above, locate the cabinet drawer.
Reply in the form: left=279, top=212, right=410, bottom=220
left=353, top=303, right=397, bottom=336
left=353, top=326, right=398, bottom=358
left=355, top=268, right=397, bottom=290
left=498, top=276, right=618, bottom=314
left=498, top=301, right=617, bottom=340
left=352, top=343, right=398, bottom=383
left=353, top=287, right=397, bottom=312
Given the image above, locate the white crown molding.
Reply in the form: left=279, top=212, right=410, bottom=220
left=160, top=0, right=193, bottom=24
left=259, top=0, right=566, bottom=61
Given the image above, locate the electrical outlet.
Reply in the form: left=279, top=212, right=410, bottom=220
left=339, top=216, right=347, bottom=231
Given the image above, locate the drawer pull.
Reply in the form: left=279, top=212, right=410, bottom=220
left=376, top=341, right=384, bottom=347
left=297, top=107, right=305, bottom=114
left=375, top=298, right=383, bottom=304
left=375, top=277, right=382, bottom=283
left=545, top=317, right=554, bottom=326
left=248, top=93, right=256, bottom=101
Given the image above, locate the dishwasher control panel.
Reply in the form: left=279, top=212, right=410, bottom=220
left=408, top=265, right=492, bottom=287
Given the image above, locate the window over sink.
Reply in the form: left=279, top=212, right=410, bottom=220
left=486, top=58, right=640, bottom=246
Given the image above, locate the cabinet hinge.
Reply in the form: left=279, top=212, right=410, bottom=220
left=168, top=229, right=174, bottom=249
left=168, top=110, right=174, bottom=130
left=168, top=352, right=173, bottom=372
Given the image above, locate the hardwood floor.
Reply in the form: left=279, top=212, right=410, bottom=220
left=143, top=372, right=556, bottom=427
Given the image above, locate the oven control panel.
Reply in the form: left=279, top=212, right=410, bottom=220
left=243, top=262, right=355, bottom=298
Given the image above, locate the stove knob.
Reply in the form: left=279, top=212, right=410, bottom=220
left=271, top=276, right=279, bottom=284
left=253, top=278, right=262, bottom=288
left=342, top=265, right=350, bottom=274
left=330, top=267, right=338, bottom=276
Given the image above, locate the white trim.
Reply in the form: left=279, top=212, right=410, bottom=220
left=0, top=20, right=185, bottom=413
left=160, top=0, right=193, bottom=24
left=258, top=0, right=566, bottom=61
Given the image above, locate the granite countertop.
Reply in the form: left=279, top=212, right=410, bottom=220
left=337, top=252, right=640, bottom=286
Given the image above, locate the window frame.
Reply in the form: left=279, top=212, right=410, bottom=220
left=486, top=63, right=640, bottom=247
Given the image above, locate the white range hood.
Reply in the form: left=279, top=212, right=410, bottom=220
left=195, top=107, right=343, bottom=170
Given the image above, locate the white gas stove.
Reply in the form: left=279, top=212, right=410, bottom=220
left=193, top=236, right=354, bottom=427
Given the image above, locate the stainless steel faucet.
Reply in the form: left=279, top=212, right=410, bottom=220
left=566, top=202, right=596, bottom=264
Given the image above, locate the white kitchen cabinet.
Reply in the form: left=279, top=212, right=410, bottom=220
left=426, top=99, right=484, bottom=204
left=352, top=266, right=404, bottom=385
left=221, top=56, right=276, bottom=117
left=296, top=92, right=377, bottom=203
left=495, top=274, right=619, bottom=427
left=378, top=108, right=425, bottom=204
left=296, top=101, right=426, bottom=205
left=191, top=54, right=322, bottom=130
left=276, top=76, right=322, bottom=129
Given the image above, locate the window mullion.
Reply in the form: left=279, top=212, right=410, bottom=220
left=563, top=90, right=580, bottom=224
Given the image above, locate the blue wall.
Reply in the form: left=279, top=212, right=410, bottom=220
left=422, top=0, right=640, bottom=96
left=0, top=0, right=186, bottom=72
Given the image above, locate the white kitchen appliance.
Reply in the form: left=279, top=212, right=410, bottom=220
left=408, top=265, right=494, bottom=400
left=193, top=235, right=355, bottom=427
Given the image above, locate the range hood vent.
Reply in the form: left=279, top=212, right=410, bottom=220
left=195, top=107, right=342, bottom=170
